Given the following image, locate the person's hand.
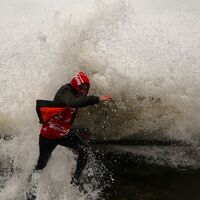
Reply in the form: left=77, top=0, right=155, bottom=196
left=99, top=95, right=112, bottom=102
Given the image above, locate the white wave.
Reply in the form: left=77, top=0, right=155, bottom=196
left=0, top=0, right=200, bottom=199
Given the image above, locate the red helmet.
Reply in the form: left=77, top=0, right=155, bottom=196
left=70, top=71, right=90, bottom=92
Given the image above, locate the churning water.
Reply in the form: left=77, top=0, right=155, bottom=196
left=0, top=0, right=200, bottom=199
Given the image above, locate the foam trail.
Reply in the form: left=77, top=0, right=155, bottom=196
left=0, top=0, right=200, bottom=199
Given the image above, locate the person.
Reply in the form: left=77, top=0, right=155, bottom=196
left=34, top=71, right=112, bottom=188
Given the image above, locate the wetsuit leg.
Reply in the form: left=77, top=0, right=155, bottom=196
left=73, top=146, right=88, bottom=181
left=58, top=128, right=90, bottom=181
left=35, top=135, right=57, bottom=171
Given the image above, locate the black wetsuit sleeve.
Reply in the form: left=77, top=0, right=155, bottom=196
left=60, top=90, right=100, bottom=108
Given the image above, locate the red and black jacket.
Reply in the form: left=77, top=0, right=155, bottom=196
left=36, top=84, right=99, bottom=140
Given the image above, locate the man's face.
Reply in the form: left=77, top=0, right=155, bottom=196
left=77, top=84, right=90, bottom=96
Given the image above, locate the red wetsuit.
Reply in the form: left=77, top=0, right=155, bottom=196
left=39, top=83, right=99, bottom=140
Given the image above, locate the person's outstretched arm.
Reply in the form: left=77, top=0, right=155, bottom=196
left=60, top=90, right=112, bottom=108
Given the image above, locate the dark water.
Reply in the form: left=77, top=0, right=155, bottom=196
left=93, top=143, right=200, bottom=200
left=1, top=139, right=200, bottom=200
left=107, top=162, right=200, bottom=200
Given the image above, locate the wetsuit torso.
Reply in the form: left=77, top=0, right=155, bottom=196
left=40, top=84, right=99, bottom=140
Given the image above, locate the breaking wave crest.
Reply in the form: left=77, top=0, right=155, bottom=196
left=1, top=0, right=200, bottom=199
